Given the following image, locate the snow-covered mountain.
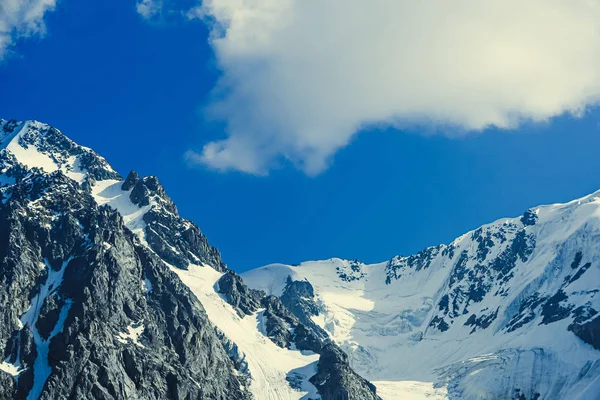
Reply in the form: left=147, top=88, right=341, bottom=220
left=0, top=119, right=378, bottom=400
left=242, top=193, right=600, bottom=399
left=0, top=118, right=598, bottom=400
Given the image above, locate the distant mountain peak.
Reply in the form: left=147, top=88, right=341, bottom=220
left=243, top=189, right=600, bottom=399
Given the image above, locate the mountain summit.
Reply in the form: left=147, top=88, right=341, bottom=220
left=0, top=119, right=598, bottom=400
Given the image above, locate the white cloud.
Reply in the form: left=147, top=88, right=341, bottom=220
left=0, top=0, right=56, bottom=61
left=187, top=0, right=600, bottom=175
left=136, top=0, right=163, bottom=20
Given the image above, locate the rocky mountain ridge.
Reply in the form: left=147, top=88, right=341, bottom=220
left=2, top=118, right=598, bottom=400
left=0, top=119, right=379, bottom=400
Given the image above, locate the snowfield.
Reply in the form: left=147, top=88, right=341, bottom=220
left=243, top=260, right=451, bottom=399
left=371, top=381, right=447, bottom=400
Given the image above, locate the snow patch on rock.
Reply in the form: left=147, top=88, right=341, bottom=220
left=116, top=323, right=146, bottom=348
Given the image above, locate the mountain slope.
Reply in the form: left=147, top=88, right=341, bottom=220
left=3, top=118, right=598, bottom=399
left=0, top=119, right=379, bottom=400
left=242, top=193, right=600, bottom=399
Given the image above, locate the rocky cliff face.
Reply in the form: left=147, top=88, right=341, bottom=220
left=0, top=120, right=379, bottom=400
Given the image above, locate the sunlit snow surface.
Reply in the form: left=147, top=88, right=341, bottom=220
left=373, top=381, right=447, bottom=400
left=243, top=192, right=600, bottom=400
left=91, top=173, right=321, bottom=397
left=172, top=263, right=320, bottom=400
left=0, top=121, right=59, bottom=174
left=0, top=361, right=21, bottom=376
left=91, top=179, right=151, bottom=240
left=242, top=260, right=449, bottom=399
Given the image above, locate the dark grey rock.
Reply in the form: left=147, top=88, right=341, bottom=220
left=0, top=371, right=16, bottom=399
left=122, top=173, right=227, bottom=271
left=571, top=251, right=583, bottom=269
left=258, top=285, right=381, bottom=399
left=215, top=269, right=382, bottom=399
left=430, top=224, right=537, bottom=332
left=520, top=209, right=538, bottom=226
left=569, top=315, right=600, bottom=350
left=385, top=245, right=444, bottom=284
left=540, top=290, right=572, bottom=325
left=280, top=277, right=329, bottom=340
left=121, top=170, right=140, bottom=191
left=309, top=343, right=380, bottom=400
left=260, top=295, right=297, bottom=348
left=463, top=307, right=499, bottom=334
left=15, top=122, right=121, bottom=183
left=217, top=271, right=263, bottom=317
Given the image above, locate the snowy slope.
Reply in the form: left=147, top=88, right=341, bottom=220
left=91, top=179, right=152, bottom=239
left=172, top=263, right=320, bottom=400
left=243, top=194, right=600, bottom=400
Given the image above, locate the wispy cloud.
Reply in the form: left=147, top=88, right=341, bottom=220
left=136, top=0, right=163, bottom=21
left=0, top=0, right=56, bottom=61
left=182, top=0, right=600, bottom=175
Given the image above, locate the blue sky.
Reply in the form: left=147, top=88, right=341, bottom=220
left=2, top=0, right=600, bottom=272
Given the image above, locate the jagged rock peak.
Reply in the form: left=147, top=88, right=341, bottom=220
left=0, top=118, right=121, bottom=183
left=121, top=170, right=140, bottom=191
left=129, top=174, right=177, bottom=215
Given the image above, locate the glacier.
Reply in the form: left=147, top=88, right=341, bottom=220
left=242, top=193, right=600, bottom=399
